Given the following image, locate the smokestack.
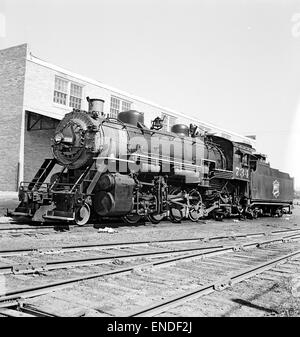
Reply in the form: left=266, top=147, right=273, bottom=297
left=86, top=97, right=105, bottom=117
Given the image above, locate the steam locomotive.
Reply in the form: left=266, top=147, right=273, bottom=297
left=12, top=98, right=294, bottom=225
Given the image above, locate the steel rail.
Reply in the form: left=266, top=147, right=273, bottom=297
left=0, top=303, right=59, bottom=317
left=1, top=227, right=299, bottom=258
left=128, top=248, right=300, bottom=317
left=0, top=233, right=300, bottom=308
left=0, top=244, right=225, bottom=275
left=19, top=304, right=59, bottom=317
left=0, top=308, right=37, bottom=317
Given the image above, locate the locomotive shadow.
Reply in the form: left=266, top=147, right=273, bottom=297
left=5, top=215, right=72, bottom=232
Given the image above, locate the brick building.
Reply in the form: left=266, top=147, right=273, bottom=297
left=0, top=43, right=256, bottom=191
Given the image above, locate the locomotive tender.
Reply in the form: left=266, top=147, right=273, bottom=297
left=12, top=98, right=294, bottom=225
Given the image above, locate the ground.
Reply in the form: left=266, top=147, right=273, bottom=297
left=0, top=192, right=299, bottom=317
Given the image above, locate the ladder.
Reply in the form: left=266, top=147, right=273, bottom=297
left=82, top=167, right=97, bottom=193
left=69, top=163, right=95, bottom=193
left=28, top=159, right=57, bottom=191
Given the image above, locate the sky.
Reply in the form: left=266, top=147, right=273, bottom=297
left=0, top=0, right=300, bottom=188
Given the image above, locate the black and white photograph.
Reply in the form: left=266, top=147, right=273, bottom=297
left=0, top=0, right=300, bottom=325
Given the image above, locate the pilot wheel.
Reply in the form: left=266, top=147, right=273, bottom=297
left=75, top=203, right=91, bottom=226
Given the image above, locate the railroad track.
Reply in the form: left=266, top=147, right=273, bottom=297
left=0, top=230, right=300, bottom=316
left=0, top=228, right=300, bottom=277
left=1, top=227, right=300, bottom=257
left=127, top=245, right=300, bottom=317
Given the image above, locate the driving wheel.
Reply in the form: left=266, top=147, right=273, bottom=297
left=187, top=189, right=203, bottom=222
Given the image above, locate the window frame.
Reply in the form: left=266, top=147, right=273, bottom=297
left=53, top=76, right=83, bottom=110
left=69, top=82, right=83, bottom=109
left=161, top=113, right=177, bottom=131
left=110, top=95, right=132, bottom=118
left=53, top=77, right=68, bottom=106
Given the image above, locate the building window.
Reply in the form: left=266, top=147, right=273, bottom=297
left=110, top=96, right=132, bottom=118
left=169, top=115, right=177, bottom=128
left=53, top=77, right=68, bottom=105
left=53, top=76, right=83, bottom=109
left=69, top=83, right=82, bottom=109
left=110, top=96, right=120, bottom=118
left=122, top=100, right=131, bottom=112
left=161, top=113, right=177, bottom=131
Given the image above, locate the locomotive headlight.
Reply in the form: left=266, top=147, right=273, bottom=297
left=54, top=133, right=64, bottom=144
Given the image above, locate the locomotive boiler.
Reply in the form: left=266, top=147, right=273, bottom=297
left=12, top=97, right=294, bottom=225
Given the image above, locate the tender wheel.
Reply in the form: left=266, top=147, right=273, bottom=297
left=75, top=203, right=90, bottom=226
left=123, top=213, right=142, bottom=224
left=147, top=213, right=164, bottom=224
left=244, top=208, right=254, bottom=219
left=252, top=210, right=258, bottom=219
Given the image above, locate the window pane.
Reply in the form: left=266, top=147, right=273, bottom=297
left=54, top=77, right=68, bottom=105
left=70, top=83, right=82, bottom=98
left=161, top=113, right=169, bottom=131
left=110, top=96, right=120, bottom=117
left=55, top=77, right=68, bottom=93
left=121, top=100, right=131, bottom=112
left=53, top=91, right=67, bottom=105
left=69, top=96, right=81, bottom=109
left=169, top=116, right=177, bottom=128
left=160, top=113, right=177, bottom=131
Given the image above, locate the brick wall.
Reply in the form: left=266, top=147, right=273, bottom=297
left=0, top=44, right=27, bottom=191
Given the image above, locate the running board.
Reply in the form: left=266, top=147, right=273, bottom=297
left=250, top=202, right=291, bottom=207
left=10, top=212, right=32, bottom=217
left=43, top=215, right=75, bottom=221
left=43, top=210, right=75, bottom=221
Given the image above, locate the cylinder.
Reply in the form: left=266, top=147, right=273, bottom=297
left=98, top=173, right=115, bottom=191
left=93, top=191, right=115, bottom=216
